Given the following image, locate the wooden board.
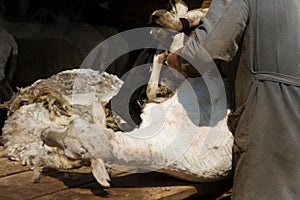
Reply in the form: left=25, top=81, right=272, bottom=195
left=0, top=146, right=231, bottom=200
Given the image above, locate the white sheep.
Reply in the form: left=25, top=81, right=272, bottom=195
left=2, top=67, right=232, bottom=187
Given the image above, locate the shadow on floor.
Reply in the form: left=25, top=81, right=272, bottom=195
left=43, top=168, right=232, bottom=198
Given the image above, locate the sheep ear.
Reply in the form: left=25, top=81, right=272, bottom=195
left=91, top=102, right=106, bottom=127
left=91, top=158, right=111, bottom=187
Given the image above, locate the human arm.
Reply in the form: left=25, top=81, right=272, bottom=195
left=168, top=0, right=249, bottom=77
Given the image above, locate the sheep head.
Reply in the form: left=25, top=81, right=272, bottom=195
left=41, top=102, right=113, bottom=187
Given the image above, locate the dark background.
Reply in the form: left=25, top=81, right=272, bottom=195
left=1, top=0, right=205, bottom=30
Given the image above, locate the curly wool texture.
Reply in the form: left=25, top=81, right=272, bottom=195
left=2, top=69, right=123, bottom=169
left=3, top=103, right=83, bottom=169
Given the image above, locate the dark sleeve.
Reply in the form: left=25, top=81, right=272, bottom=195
left=0, top=27, right=18, bottom=81
left=181, top=0, right=249, bottom=63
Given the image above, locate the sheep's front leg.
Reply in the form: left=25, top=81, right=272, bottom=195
left=184, top=8, right=208, bottom=28
left=146, top=51, right=168, bottom=101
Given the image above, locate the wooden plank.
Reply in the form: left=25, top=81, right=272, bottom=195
left=0, top=148, right=232, bottom=200
left=150, top=186, right=197, bottom=200
left=32, top=172, right=199, bottom=200
left=0, top=167, right=95, bottom=200
left=0, top=161, right=231, bottom=200
left=0, top=157, right=30, bottom=178
left=34, top=183, right=197, bottom=200
left=0, top=146, right=31, bottom=177
left=0, top=146, right=5, bottom=158
left=35, top=175, right=228, bottom=200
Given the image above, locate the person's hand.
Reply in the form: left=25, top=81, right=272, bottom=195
left=166, top=48, right=187, bottom=79
left=166, top=48, right=201, bottom=78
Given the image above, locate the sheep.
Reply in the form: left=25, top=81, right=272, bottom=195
left=1, top=66, right=232, bottom=187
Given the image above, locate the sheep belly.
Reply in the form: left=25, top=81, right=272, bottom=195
left=109, top=93, right=233, bottom=182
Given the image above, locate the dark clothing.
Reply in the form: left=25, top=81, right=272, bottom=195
left=0, top=27, right=18, bottom=135
left=181, top=0, right=300, bottom=199
left=0, top=27, right=18, bottom=82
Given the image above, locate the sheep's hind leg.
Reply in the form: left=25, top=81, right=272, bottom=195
left=146, top=50, right=168, bottom=101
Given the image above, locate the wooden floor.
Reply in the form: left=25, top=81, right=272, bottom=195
left=0, top=146, right=231, bottom=200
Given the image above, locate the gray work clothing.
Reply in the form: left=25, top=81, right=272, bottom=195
left=181, top=0, right=300, bottom=199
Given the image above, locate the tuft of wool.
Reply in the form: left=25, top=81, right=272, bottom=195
left=2, top=69, right=123, bottom=170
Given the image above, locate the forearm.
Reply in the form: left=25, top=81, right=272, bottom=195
left=181, top=0, right=249, bottom=63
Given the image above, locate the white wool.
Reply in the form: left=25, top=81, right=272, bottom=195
left=2, top=69, right=123, bottom=170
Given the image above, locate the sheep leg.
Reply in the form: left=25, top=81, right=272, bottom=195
left=170, top=0, right=189, bottom=17
left=146, top=50, right=168, bottom=101
left=184, top=8, right=208, bottom=28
